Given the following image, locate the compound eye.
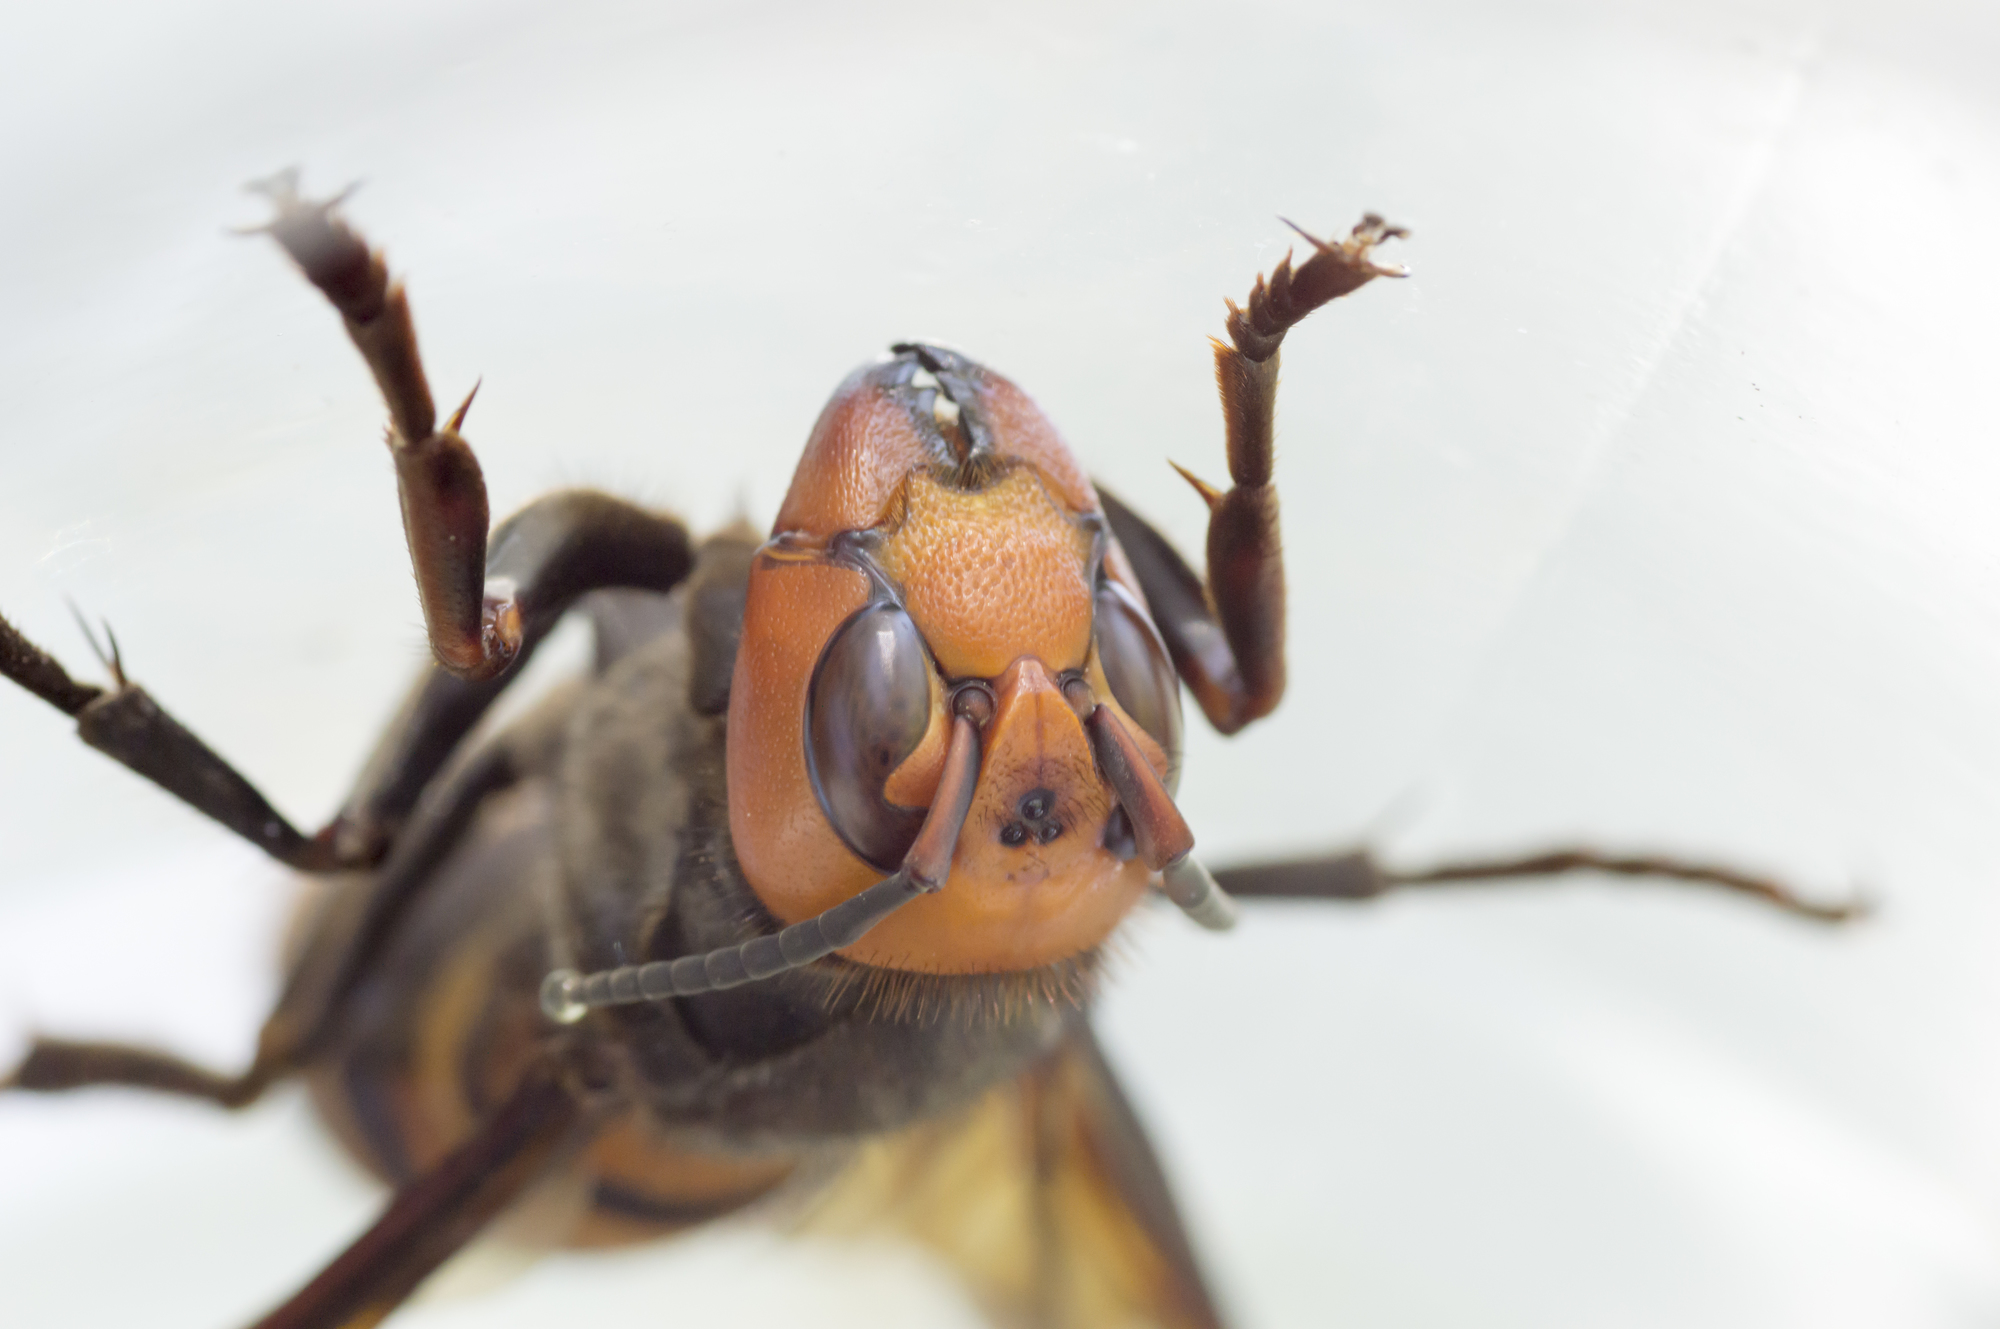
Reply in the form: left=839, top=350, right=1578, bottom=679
left=805, top=601, right=934, bottom=871
left=1094, top=581, right=1183, bottom=782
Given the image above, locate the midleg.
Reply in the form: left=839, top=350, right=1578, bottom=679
left=1, top=611, right=345, bottom=868
left=1212, top=844, right=1863, bottom=922
left=0, top=488, right=679, bottom=872
left=1103, top=216, right=1406, bottom=735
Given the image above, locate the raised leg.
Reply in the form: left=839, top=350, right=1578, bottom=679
left=1, top=177, right=699, bottom=868
left=1104, top=216, right=1406, bottom=735
left=325, top=489, right=694, bottom=862
left=245, top=1060, right=587, bottom=1329
left=1212, top=844, right=1864, bottom=922
left=250, top=171, right=700, bottom=858
left=255, top=173, right=691, bottom=685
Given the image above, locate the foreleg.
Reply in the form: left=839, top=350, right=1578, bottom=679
left=253, top=174, right=690, bottom=685
left=324, top=490, right=693, bottom=862
left=2, top=179, right=694, bottom=868
left=1103, top=215, right=1406, bottom=734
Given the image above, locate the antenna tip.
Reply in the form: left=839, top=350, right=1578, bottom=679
left=540, top=969, right=587, bottom=1024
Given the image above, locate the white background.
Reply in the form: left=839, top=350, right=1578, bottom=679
left=3, top=1, right=1999, bottom=1325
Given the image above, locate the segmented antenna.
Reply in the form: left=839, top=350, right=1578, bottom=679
left=542, top=709, right=986, bottom=1024
left=538, top=679, right=1244, bottom=1024
left=541, top=871, right=931, bottom=1022
left=1160, top=856, right=1238, bottom=931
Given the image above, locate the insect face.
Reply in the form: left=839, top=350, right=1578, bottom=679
left=726, top=344, right=1181, bottom=975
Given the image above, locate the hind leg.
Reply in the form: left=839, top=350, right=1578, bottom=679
left=4, top=1036, right=283, bottom=1108
left=1213, top=843, right=1864, bottom=922
left=248, top=1059, right=586, bottom=1329
left=1, top=712, right=555, bottom=1112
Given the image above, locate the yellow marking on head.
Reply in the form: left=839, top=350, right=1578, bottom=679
left=877, top=468, right=1095, bottom=680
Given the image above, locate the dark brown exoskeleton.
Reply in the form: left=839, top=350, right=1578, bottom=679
left=0, top=177, right=1860, bottom=1329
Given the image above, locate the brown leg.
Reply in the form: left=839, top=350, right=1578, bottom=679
left=3, top=456, right=688, bottom=872
left=337, top=522, right=751, bottom=866
left=1, top=493, right=656, bottom=873
left=0, top=611, right=347, bottom=869
left=253, top=173, right=690, bottom=686
left=3, top=174, right=695, bottom=870
left=1212, top=845, right=1864, bottom=922
left=1104, top=216, right=1407, bottom=735
left=279, top=740, right=524, bottom=1061
left=4, top=1037, right=280, bottom=1108
left=3, top=719, right=542, bottom=1110
left=246, top=1060, right=587, bottom=1329
left=327, top=490, right=695, bottom=862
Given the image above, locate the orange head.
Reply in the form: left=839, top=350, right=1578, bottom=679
left=726, top=344, right=1185, bottom=976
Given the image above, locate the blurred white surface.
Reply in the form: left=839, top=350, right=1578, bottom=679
left=3, top=1, right=1999, bottom=1326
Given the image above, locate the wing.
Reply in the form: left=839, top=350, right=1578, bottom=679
left=800, top=1017, right=1228, bottom=1329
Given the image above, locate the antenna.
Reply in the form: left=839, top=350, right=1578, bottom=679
left=543, top=711, right=984, bottom=1024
